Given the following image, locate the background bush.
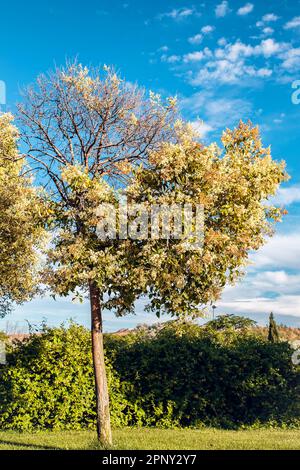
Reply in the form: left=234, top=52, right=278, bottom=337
left=0, top=319, right=299, bottom=431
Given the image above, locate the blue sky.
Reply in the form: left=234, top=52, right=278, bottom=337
left=1, top=0, right=300, bottom=332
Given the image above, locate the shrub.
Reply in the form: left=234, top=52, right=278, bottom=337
left=0, top=320, right=299, bottom=430
left=0, top=323, right=131, bottom=431
left=106, top=321, right=300, bottom=428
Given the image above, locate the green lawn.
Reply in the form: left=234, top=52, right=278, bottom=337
left=0, top=428, right=299, bottom=450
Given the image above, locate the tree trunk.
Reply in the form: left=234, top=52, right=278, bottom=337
left=89, top=280, right=112, bottom=447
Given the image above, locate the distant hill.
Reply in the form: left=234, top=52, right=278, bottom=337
left=252, top=325, right=300, bottom=342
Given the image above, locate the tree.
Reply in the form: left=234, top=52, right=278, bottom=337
left=268, top=312, right=280, bottom=343
left=0, top=113, right=45, bottom=317
left=205, top=314, right=256, bottom=331
left=18, top=63, right=288, bottom=445
left=18, top=63, right=176, bottom=446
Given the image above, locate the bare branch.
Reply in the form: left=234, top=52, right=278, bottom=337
left=18, top=62, right=177, bottom=196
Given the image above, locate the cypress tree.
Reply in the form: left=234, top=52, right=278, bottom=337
left=268, top=312, right=280, bottom=343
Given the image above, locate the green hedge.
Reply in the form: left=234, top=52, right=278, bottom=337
left=0, top=320, right=299, bottom=431
left=0, top=324, right=134, bottom=430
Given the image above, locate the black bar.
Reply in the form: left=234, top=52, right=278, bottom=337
left=0, top=449, right=299, bottom=466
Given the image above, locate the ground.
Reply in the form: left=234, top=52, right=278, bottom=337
left=0, top=428, right=299, bottom=450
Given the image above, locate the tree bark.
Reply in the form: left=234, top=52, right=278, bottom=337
left=89, top=280, right=112, bottom=447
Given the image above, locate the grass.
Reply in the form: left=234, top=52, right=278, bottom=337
left=0, top=428, right=299, bottom=450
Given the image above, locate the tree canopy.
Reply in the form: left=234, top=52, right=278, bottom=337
left=0, top=113, right=46, bottom=317
left=123, top=121, right=288, bottom=316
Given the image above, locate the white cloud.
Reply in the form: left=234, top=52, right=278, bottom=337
left=187, top=18, right=217, bottom=42
left=219, top=295, right=300, bottom=318
left=183, top=51, right=204, bottom=62
left=181, top=91, right=252, bottom=132
left=284, top=16, right=300, bottom=30
left=181, top=90, right=211, bottom=113
left=161, top=54, right=181, bottom=63
left=190, top=120, right=214, bottom=137
left=262, top=27, right=274, bottom=35
left=190, top=58, right=272, bottom=85
left=219, top=265, right=300, bottom=319
left=256, top=14, right=279, bottom=35
left=184, top=38, right=288, bottom=86
left=218, top=37, right=227, bottom=46
left=257, top=38, right=284, bottom=57
left=271, top=185, right=300, bottom=206
left=251, top=271, right=300, bottom=294
left=250, top=233, right=300, bottom=270
left=221, top=38, right=285, bottom=60
left=237, top=3, right=254, bottom=16
left=280, top=48, right=300, bottom=71
left=256, top=68, right=273, bottom=77
left=158, top=7, right=196, bottom=21
left=188, top=33, right=203, bottom=45
left=255, top=270, right=290, bottom=286
left=201, top=25, right=215, bottom=34
left=262, top=13, right=279, bottom=22
left=223, top=41, right=255, bottom=60
left=206, top=97, right=252, bottom=126
left=215, top=1, right=230, bottom=18
left=225, top=38, right=285, bottom=60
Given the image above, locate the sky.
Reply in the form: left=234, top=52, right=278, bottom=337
left=1, top=0, right=300, bottom=332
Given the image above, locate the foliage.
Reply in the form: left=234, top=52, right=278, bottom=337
left=0, top=297, right=12, bottom=318
left=0, top=330, right=7, bottom=343
left=0, top=321, right=299, bottom=431
left=0, top=113, right=46, bottom=315
left=205, top=314, right=257, bottom=331
left=0, top=323, right=132, bottom=431
left=124, top=121, right=288, bottom=316
left=268, top=312, right=280, bottom=343
left=42, top=165, right=142, bottom=316
left=108, top=321, right=299, bottom=428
